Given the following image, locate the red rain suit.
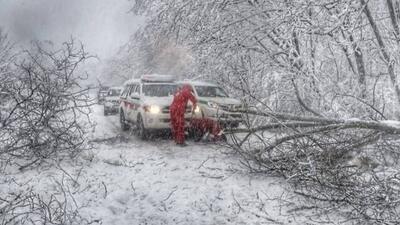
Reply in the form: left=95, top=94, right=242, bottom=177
left=170, top=85, right=197, bottom=144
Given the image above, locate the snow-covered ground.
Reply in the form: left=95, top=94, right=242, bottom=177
left=1, top=105, right=333, bottom=225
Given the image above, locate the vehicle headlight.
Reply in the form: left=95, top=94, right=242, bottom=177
left=145, top=105, right=161, bottom=114
left=194, top=105, right=201, bottom=113
left=207, top=101, right=219, bottom=109
left=149, top=105, right=161, bottom=114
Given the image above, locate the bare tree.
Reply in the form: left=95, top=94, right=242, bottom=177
left=0, top=39, right=94, bottom=169
left=0, top=174, right=91, bottom=225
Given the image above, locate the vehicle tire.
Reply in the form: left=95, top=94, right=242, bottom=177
left=137, top=114, right=148, bottom=140
left=120, top=111, right=130, bottom=131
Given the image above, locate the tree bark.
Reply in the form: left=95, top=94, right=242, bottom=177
left=387, top=0, right=400, bottom=43
left=360, top=0, right=400, bottom=117
left=235, top=109, right=400, bottom=134
left=349, top=34, right=367, bottom=98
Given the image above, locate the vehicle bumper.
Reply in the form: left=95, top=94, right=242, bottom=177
left=104, top=103, right=119, bottom=113
left=200, top=108, right=243, bottom=127
left=143, top=112, right=192, bottom=129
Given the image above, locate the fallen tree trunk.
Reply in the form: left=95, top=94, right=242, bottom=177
left=225, top=109, right=400, bottom=224
left=230, top=109, right=400, bottom=135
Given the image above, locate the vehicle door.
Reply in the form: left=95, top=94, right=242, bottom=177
left=127, top=83, right=140, bottom=121
left=120, top=85, right=132, bottom=118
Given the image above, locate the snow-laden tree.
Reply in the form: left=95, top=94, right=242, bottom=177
left=99, top=26, right=195, bottom=83
left=128, top=0, right=400, bottom=223
left=130, top=0, right=400, bottom=118
left=0, top=34, right=94, bottom=224
left=0, top=39, right=94, bottom=169
left=0, top=30, right=14, bottom=95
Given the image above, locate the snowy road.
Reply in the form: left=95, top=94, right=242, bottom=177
left=1, top=105, right=318, bottom=225
left=77, top=105, right=312, bottom=224
left=82, top=105, right=295, bottom=224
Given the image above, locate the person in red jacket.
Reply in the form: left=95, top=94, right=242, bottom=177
left=170, top=84, right=197, bottom=146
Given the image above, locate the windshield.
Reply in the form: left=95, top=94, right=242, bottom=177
left=143, top=84, right=178, bottom=97
left=195, top=86, right=228, bottom=97
left=107, top=88, right=122, bottom=96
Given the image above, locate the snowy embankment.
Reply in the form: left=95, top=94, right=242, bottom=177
left=1, top=105, right=330, bottom=224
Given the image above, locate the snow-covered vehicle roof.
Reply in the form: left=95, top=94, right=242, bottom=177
left=124, top=74, right=177, bottom=85
left=123, top=78, right=140, bottom=86
left=179, top=80, right=219, bottom=87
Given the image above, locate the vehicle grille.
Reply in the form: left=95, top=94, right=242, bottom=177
left=162, top=106, right=192, bottom=114
left=219, top=104, right=242, bottom=112
left=161, top=118, right=192, bottom=123
left=162, top=106, right=169, bottom=113
left=219, top=113, right=242, bottom=119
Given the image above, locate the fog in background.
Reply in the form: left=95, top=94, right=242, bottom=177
left=0, top=0, right=143, bottom=61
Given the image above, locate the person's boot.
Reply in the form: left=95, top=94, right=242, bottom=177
left=202, top=132, right=210, bottom=142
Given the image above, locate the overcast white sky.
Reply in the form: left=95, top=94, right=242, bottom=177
left=0, top=0, right=143, bottom=60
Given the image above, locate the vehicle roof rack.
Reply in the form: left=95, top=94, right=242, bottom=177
left=140, top=74, right=176, bottom=83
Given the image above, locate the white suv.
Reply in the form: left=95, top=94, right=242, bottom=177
left=181, top=81, right=243, bottom=128
left=103, top=87, right=122, bottom=116
left=119, top=75, right=193, bottom=139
